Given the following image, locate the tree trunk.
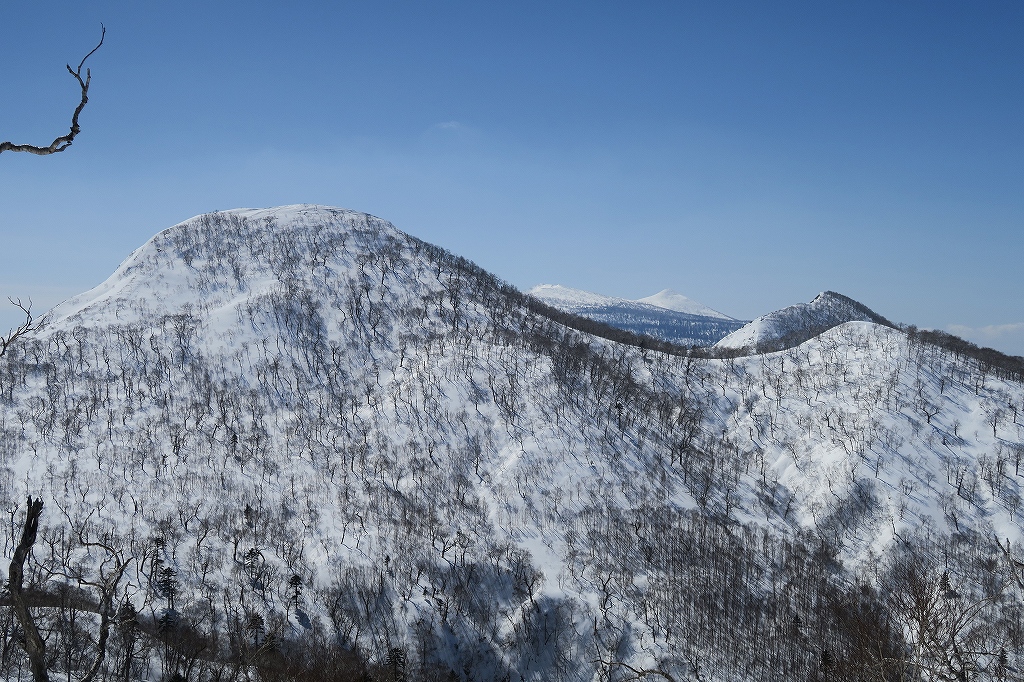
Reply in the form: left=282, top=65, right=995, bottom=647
left=8, top=496, right=49, bottom=682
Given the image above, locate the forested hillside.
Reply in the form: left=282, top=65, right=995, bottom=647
left=0, top=206, right=1022, bottom=681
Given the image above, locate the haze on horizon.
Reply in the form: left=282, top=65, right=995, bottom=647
left=1, top=1, right=1022, bottom=355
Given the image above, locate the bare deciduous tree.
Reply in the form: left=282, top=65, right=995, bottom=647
left=6, top=498, right=134, bottom=682
left=0, top=24, right=105, bottom=156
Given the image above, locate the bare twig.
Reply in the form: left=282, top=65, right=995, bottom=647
left=0, top=24, right=105, bottom=156
left=594, top=658, right=679, bottom=682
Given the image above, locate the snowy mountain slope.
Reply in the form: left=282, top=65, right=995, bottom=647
left=528, top=284, right=744, bottom=347
left=0, top=206, right=1021, bottom=681
left=714, top=290, right=895, bottom=352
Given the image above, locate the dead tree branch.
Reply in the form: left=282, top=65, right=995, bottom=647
left=0, top=24, right=105, bottom=156
left=0, top=297, right=34, bottom=358
left=54, top=502, right=134, bottom=682
left=595, top=659, right=679, bottom=682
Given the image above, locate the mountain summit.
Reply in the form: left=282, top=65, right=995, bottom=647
left=0, top=206, right=1021, bottom=681
left=636, top=288, right=735, bottom=319
left=715, top=290, right=894, bottom=352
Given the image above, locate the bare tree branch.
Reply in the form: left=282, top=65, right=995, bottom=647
left=51, top=501, right=134, bottom=682
left=594, top=658, right=680, bottom=682
left=0, top=297, right=34, bottom=358
left=0, top=24, right=105, bottom=156
left=79, top=555, right=132, bottom=682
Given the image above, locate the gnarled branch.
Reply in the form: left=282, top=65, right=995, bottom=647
left=0, top=297, right=34, bottom=358
left=0, top=24, right=105, bottom=156
left=53, top=501, right=134, bottom=682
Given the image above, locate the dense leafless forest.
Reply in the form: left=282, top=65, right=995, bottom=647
left=0, top=206, right=1022, bottom=681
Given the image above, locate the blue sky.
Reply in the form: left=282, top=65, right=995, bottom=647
left=1, top=1, right=1023, bottom=354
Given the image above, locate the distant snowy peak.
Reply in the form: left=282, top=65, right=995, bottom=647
left=715, top=290, right=894, bottom=352
left=528, top=284, right=734, bottom=319
left=527, top=284, right=626, bottom=311
left=636, top=289, right=735, bottom=320
left=528, top=284, right=744, bottom=347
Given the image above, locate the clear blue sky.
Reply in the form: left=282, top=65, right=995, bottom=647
left=2, top=1, right=1023, bottom=354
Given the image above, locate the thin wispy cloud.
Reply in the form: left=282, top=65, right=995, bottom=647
left=424, top=120, right=483, bottom=147
left=948, top=322, right=1024, bottom=339
left=948, top=322, right=1024, bottom=356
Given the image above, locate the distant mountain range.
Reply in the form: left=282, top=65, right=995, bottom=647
left=528, top=284, right=746, bottom=347
left=529, top=285, right=905, bottom=357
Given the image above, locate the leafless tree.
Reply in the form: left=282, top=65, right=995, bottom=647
left=885, top=557, right=1004, bottom=681
left=0, top=25, right=105, bottom=156
left=6, top=497, right=135, bottom=682
left=51, top=504, right=134, bottom=682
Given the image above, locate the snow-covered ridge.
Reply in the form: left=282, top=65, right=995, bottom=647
left=43, top=205, right=405, bottom=331
left=527, top=284, right=624, bottom=309
left=714, top=290, right=894, bottom=351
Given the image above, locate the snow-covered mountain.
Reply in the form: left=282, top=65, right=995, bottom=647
left=528, top=284, right=744, bottom=347
left=636, top=289, right=733, bottom=319
left=715, top=290, right=894, bottom=352
left=0, top=206, right=1022, bottom=682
